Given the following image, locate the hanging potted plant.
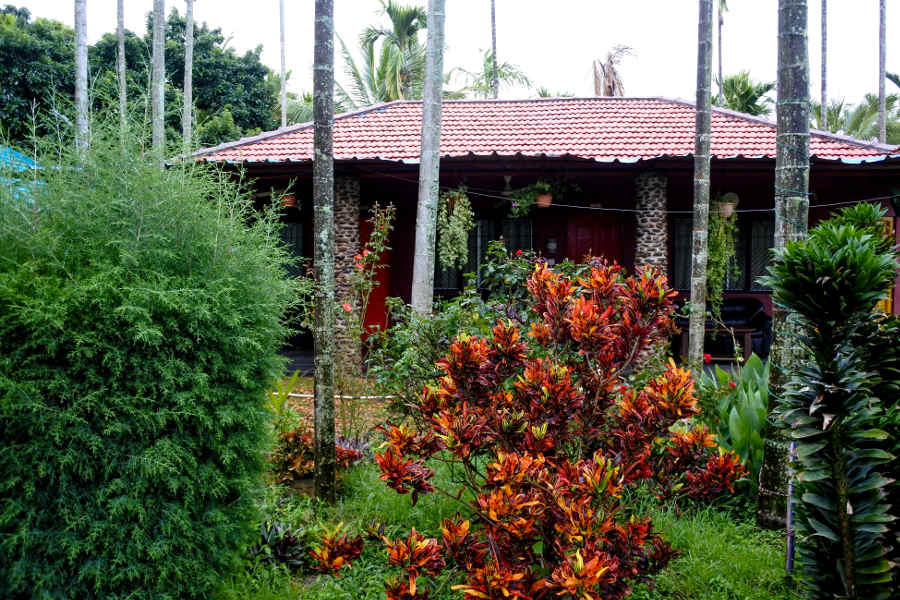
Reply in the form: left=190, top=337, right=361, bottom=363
left=281, top=194, right=296, bottom=208
left=509, top=181, right=551, bottom=218
left=716, top=192, right=739, bottom=218
left=707, top=192, right=740, bottom=319
left=437, top=186, right=475, bottom=270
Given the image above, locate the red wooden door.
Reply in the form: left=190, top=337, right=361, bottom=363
left=565, top=215, right=623, bottom=263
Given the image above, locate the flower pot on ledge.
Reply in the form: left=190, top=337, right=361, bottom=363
left=281, top=195, right=296, bottom=208
left=536, top=193, right=553, bottom=208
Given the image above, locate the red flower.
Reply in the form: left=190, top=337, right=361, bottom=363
left=703, top=353, right=712, bottom=364
left=363, top=249, right=371, bottom=257
left=342, top=303, right=353, bottom=312
left=729, top=381, right=736, bottom=389
left=515, top=249, right=523, bottom=257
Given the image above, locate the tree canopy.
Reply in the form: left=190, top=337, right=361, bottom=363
left=712, top=71, right=774, bottom=116
left=1, top=5, right=280, bottom=146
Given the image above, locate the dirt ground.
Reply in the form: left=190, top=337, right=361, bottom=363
left=285, top=377, right=393, bottom=438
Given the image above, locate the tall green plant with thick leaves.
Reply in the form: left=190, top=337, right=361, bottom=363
left=762, top=204, right=898, bottom=599
left=0, top=126, right=296, bottom=597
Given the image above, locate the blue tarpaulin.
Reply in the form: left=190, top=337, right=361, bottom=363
left=0, top=146, right=41, bottom=206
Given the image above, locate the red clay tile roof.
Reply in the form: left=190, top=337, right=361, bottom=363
left=196, top=97, right=898, bottom=164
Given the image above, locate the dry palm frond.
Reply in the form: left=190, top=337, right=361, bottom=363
left=593, top=45, right=633, bottom=97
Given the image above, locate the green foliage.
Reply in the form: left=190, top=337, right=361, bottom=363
left=508, top=180, right=551, bottom=218
left=451, top=49, right=533, bottom=99
left=0, top=126, right=296, bottom=598
left=367, top=292, right=493, bottom=418
left=437, top=187, right=475, bottom=271
left=712, top=71, right=775, bottom=116
left=0, top=8, right=75, bottom=141
left=706, top=198, right=739, bottom=319
left=697, top=354, right=769, bottom=491
left=762, top=206, right=899, bottom=598
left=268, top=370, right=302, bottom=435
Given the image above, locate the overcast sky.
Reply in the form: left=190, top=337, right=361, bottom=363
left=16, top=0, right=900, bottom=108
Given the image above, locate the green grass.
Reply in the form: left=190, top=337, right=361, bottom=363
left=217, top=463, right=801, bottom=600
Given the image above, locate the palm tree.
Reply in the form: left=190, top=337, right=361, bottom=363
left=713, top=71, right=775, bottom=115
left=361, top=0, right=427, bottom=99
left=717, top=0, right=728, bottom=104
left=337, top=1, right=427, bottom=108
left=810, top=98, right=845, bottom=132
left=490, top=0, right=498, bottom=99
left=757, top=0, right=810, bottom=532
left=182, top=0, right=194, bottom=152
left=593, top=45, right=632, bottom=96
left=820, top=0, right=827, bottom=127
left=280, top=0, right=287, bottom=128
left=117, top=0, right=127, bottom=143
left=411, top=0, right=445, bottom=315
left=453, top=49, right=531, bottom=99
left=151, top=0, right=165, bottom=163
left=74, top=0, right=88, bottom=153
left=313, top=0, right=337, bottom=504
left=688, top=0, right=713, bottom=365
left=878, top=0, right=886, bottom=143
left=842, top=93, right=900, bottom=142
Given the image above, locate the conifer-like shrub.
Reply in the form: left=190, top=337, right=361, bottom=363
left=0, top=135, right=295, bottom=598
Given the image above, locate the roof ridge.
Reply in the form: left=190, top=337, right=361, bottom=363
left=660, top=96, right=898, bottom=153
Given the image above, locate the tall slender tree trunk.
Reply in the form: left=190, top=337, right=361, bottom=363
left=410, top=0, right=446, bottom=315
left=313, top=0, right=336, bottom=504
left=688, top=0, right=713, bottom=365
left=74, top=0, right=88, bottom=153
left=490, top=0, right=498, bottom=99
left=117, top=0, right=127, bottom=143
left=757, top=0, right=810, bottom=531
left=183, top=0, right=194, bottom=152
left=820, top=0, right=826, bottom=128
left=280, top=0, right=287, bottom=128
left=717, top=2, right=724, bottom=104
left=151, top=0, right=166, bottom=164
left=878, top=0, right=886, bottom=143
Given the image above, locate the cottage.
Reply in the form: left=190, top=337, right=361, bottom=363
left=196, top=97, right=900, bottom=359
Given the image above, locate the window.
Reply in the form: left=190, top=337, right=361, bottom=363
left=670, top=215, right=774, bottom=292
left=435, top=217, right=533, bottom=293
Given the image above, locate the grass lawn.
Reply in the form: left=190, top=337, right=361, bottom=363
left=217, top=461, right=802, bottom=600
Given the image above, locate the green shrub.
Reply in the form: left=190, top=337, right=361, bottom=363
left=763, top=206, right=898, bottom=599
left=0, top=133, right=296, bottom=598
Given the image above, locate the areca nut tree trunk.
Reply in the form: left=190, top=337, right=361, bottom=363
left=820, top=0, right=826, bottom=126
left=688, top=0, right=713, bottom=365
left=410, top=0, right=446, bottom=315
left=74, top=0, right=88, bottom=153
left=757, top=0, right=810, bottom=531
left=280, top=0, right=287, bottom=128
left=183, top=0, right=194, bottom=152
left=151, top=0, right=165, bottom=164
left=117, top=0, right=127, bottom=143
left=490, top=0, right=498, bottom=99
left=313, top=0, right=337, bottom=504
left=878, top=0, right=886, bottom=143
left=717, top=0, right=726, bottom=105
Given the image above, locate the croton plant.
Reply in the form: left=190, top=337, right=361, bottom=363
left=314, top=260, right=746, bottom=599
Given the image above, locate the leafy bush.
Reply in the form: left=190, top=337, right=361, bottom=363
left=697, top=353, right=769, bottom=490
left=763, top=205, right=898, bottom=599
left=369, top=262, right=745, bottom=599
left=0, top=133, right=295, bottom=598
left=250, top=521, right=312, bottom=572
left=269, top=428, right=364, bottom=484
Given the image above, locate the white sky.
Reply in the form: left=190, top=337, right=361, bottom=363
left=16, top=0, right=900, bottom=107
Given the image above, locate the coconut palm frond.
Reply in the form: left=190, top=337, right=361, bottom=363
left=712, top=71, right=775, bottom=116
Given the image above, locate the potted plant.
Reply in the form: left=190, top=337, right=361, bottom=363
left=437, top=186, right=475, bottom=270
left=716, top=192, right=739, bottom=218
left=509, top=181, right=551, bottom=218
left=281, top=194, right=296, bottom=208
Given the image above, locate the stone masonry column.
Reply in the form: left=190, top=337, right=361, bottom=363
left=334, top=176, right=361, bottom=373
left=633, top=171, right=668, bottom=274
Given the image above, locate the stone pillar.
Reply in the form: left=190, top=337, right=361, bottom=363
left=334, top=176, right=361, bottom=373
left=634, top=172, right=668, bottom=274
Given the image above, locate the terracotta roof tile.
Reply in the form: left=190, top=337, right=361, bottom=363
left=196, top=97, right=898, bottom=164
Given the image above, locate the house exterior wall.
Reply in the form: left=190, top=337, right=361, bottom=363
left=633, top=171, right=668, bottom=273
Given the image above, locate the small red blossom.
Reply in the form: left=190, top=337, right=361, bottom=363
left=703, top=353, right=712, bottom=364
left=342, top=302, right=353, bottom=312
left=515, top=249, right=523, bottom=257
left=363, top=249, right=371, bottom=257
left=729, top=381, right=736, bottom=389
